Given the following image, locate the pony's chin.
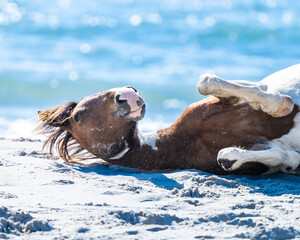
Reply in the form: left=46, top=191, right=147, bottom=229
left=118, top=104, right=146, bottom=121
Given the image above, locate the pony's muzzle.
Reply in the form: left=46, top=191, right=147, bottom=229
left=115, top=87, right=146, bottom=120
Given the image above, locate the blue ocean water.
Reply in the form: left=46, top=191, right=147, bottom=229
left=0, top=0, right=300, bottom=133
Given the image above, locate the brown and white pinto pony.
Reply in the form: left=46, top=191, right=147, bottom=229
left=38, top=64, right=300, bottom=175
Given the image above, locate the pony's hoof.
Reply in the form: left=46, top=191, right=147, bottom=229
left=197, top=73, right=220, bottom=95
left=286, top=164, right=300, bottom=176
left=268, top=95, right=294, bottom=118
left=217, top=158, right=237, bottom=171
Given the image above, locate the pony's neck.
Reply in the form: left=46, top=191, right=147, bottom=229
left=105, top=125, right=168, bottom=170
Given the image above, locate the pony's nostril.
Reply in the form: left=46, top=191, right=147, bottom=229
left=137, top=99, right=144, bottom=107
left=116, top=94, right=127, bottom=105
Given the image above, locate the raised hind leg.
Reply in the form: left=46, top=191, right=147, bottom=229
left=217, top=146, right=300, bottom=175
left=197, top=74, right=294, bottom=117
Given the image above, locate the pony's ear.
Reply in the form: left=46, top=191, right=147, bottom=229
left=38, top=102, right=77, bottom=128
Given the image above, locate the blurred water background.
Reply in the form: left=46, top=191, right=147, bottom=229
left=0, top=0, right=300, bottom=137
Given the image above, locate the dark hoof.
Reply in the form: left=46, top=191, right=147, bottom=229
left=218, top=158, right=237, bottom=171
left=288, top=165, right=300, bottom=176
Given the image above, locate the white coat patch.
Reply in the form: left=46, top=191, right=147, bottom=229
left=138, top=131, right=158, bottom=150
left=109, top=142, right=130, bottom=160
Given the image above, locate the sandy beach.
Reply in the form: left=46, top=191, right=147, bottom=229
left=0, top=137, right=299, bottom=239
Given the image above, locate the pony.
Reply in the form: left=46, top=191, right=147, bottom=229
left=38, top=64, right=300, bottom=175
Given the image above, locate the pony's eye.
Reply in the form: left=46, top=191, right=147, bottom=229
left=74, top=111, right=83, bottom=123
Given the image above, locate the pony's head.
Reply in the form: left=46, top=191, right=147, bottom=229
left=38, top=86, right=146, bottom=161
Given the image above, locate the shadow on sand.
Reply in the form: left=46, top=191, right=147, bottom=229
left=227, top=172, right=300, bottom=196
left=60, top=161, right=184, bottom=190
left=57, top=161, right=300, bottom=196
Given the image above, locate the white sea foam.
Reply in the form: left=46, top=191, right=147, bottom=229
left=0, top=117, right=38, bottom=139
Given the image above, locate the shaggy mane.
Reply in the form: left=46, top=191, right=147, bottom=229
left=37, top=102, right=94, bottom=162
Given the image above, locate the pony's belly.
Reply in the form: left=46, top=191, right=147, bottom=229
left=270, top=112, right=300, bottom=150
left=262, top=64, right=300, bottom=149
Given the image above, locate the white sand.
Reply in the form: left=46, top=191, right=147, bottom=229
left=0, top=137, right=299, bottom=239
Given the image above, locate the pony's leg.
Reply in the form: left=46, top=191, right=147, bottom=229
left=197, top=74, right=294, bottom=117
left=217, top=147, right=300, bottom=174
